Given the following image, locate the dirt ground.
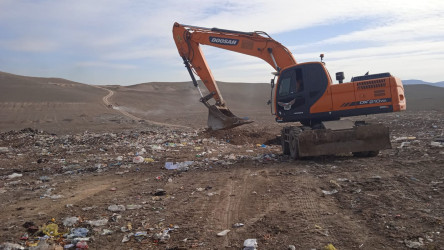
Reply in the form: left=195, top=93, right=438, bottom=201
left=1, top=110, right=443, bottom=250
left=0, top=73, right=443, bottom=249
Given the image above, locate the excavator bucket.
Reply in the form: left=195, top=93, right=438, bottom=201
left=206, top=104, right=253, bottom=130
left=297, top=123, right=391, bottom=157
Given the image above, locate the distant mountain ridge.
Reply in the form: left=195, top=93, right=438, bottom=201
left=402, top=79, right=444, bottom=87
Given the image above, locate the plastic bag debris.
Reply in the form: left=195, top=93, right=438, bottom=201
left=153, top=231, right=170, bottom=242
left=101, top=229, right=113, bottom=235
left=144, top=157, right=155, bottom=163
left=324, top=243, right=337, bottom=250
left=62, top=217, right=79, bottom=227
left=243, top=238, right=258, bottom=250
left=75, top=241, right=88, bottom=249
left=108, top=204, right=126, bottom=212
left=126, top=204, right=142, bottom=210
left=0, top=242, right=25, bottom=250
left=42, top=223, right=60, bottom=237
left=0, top=147, right=10, bottom=153
left=87, top=218, right=108, bottom=227
left=39, top=176, right=51, bottom=182
left=164, top=161, right=194, bottom=170
left=404, top=238, right=424, bottom=249
left=133, top=156, right=144, bottom=163
left=69, top=228, right=89, bottom=238
left=8, top=173, right=22, bottom=179
left=322, top=189, right=338, bottom=195
left=122, top=233, right=134, bottom=243
left=217, top=229, right=230, bottom=237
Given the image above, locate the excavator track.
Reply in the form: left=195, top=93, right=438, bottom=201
left=281, top=121, right=391, bottom=159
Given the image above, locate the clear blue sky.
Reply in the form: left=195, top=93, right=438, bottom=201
left=0, top=0, right=443, bottom=85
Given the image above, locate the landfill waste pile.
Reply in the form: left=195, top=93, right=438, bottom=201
left=0, top=111, right=443, bottom=249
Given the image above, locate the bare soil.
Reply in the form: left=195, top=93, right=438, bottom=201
left=0, top=72, right=443, bottom=249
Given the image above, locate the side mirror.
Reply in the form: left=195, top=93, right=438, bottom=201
left=336, top=72, right=345, bottom=84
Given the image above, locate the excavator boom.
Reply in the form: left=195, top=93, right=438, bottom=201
left=172, top=22, right=296, bottom=130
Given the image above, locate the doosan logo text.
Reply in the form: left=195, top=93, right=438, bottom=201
left=209, top=36, right=239, bottom=45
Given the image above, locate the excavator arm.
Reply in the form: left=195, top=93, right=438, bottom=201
left=172, top=22, right=296, bottom=130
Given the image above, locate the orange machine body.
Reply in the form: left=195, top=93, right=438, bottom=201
left=273, top=62, right=405, bottom=124
left=173, top=23, right=406, bottom=126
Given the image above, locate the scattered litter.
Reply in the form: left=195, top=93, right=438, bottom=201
left=7, top=173, right=22, bottom=179
left=324, top=243, right=337, bottom=250
left=75, top=241, right=89, bottom=249
left=63, top=217, right=79, bottom=227
left=217, top=229, right=230, bottom=237
left=153, top=231, right=171, bottom=242
left=233, top=223, right=244, bottom=228
left=0, top=242, right=24, bottom=249
left=399, top=142, right=411, bottom=148
left=69, top=227, right=89, bottom=238
left=243, top=238, right=257, bottom=250
left=133, top=156, right=144, bottom=163
left=126, top=204, right=142, bottom=210
left=122, top=233, right=133, bottom=243
left=101, top=229, right=113, bottom=235
left=42, top=223, right=60, bottom=237
left=82, top=206, right=97, bottom=211
left=395, top=136, right=417, bottom=141
left=39, top=176, right=51, bottom=182
left=87, top=218, right=108, bottom=227
left=164, top=161, right=194, bottom=170
left=404, top=238, right=424, bottom=249
left=144, top=157, right=155, bottom=163
left=0, top=147, right=10, bottom=153
left=154, top=189, right=166, bottom=196
left=322, top=189, right=338, bottom=195
left=108, top=204, right=126, bottom=212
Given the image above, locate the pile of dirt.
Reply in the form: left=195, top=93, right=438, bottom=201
left=201, top=126, right=281, bottom=145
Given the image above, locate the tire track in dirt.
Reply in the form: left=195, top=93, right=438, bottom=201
left=91, top=85, right=190, bottom=129
left=210, top=168, right=280, bottom=247
left=3, top=175, right=126, bottom=221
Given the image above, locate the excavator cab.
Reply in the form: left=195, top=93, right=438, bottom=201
left=275, top=62, right=329, bottom=124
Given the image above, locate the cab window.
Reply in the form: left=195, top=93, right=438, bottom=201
left=278, top=70, right=296, bottom=97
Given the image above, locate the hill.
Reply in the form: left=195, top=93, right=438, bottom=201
left=0, top=71, right=443, bottom=133
left=403, top=79, right=444, bottom=88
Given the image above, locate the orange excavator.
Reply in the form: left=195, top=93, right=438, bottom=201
left=172, top=22, right=406, bottom=158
